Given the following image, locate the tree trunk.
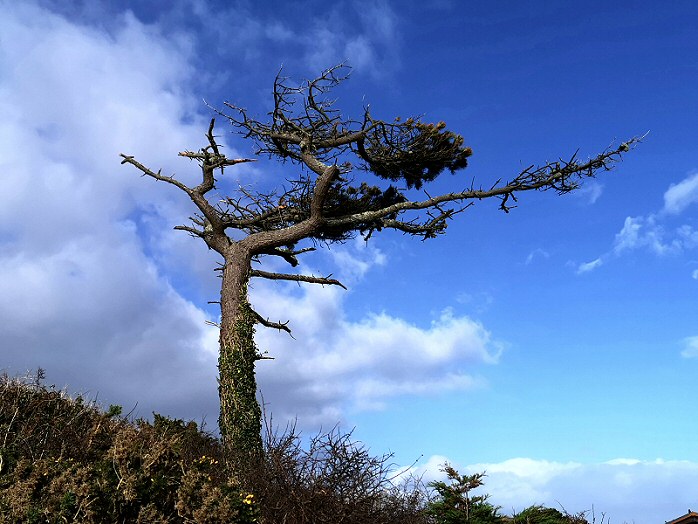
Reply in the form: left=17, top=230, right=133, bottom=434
left=218, top=245, right=263, bottom=461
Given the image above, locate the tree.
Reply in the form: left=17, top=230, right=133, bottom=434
left=426, top=465, right=502, bottom=524
left=120, top=65, right=640, bottom=461
left=425, top=465, right=591, bottom=524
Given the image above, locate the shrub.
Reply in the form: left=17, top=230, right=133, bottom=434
left=254, top=422, right=429, bottom=524
left=0, top=371, right=591, bottom=524
left=0, top=372, right=257, bottom=523
left=511, top=505, right=589, bottom=524
left=0, top=372, right=426, bottom=523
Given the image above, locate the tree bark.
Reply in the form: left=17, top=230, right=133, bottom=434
left=218, top=244, right=263, bottom=460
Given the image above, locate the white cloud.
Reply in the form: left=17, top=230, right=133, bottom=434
left=470, top=457, right=581, bottom=485
left=302, top=1, right=400, bottom=75
left=576, top=257, right=603, bottom=274
left=525, top=248, right=550, bottom=265
left=605, top=457, right=642, bottom=466
left=613, top=216, right=644, bottom=253
left=613, top=215, right=684, bottom=256
left=455, top=291, right=495, bottom=314
left=692, top=269, right=698, bottom=280
left=327, top=237, right=387, bottom=282
left=576, top=180, right=604, bottom=205
left=582, top=170, right=698, bottom=271
left=680, top=336, right=698, bottom=358
left=413, top=456, right=698, bottom=524
left=614, top=216, right=656, bottom=254
left=677, top=225, right=698, bottom=249
left=173, top=0, right=401, bottom=78
left=663, top=171, right=698, bottom=215
left=0, top=2, right=224, bottom=421
left=254, top=279, right=501, bottom=424
left=0, top=2, right=496, bottom=432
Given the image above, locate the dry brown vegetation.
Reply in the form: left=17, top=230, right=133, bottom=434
left=0, top=372, right=429, bottom=523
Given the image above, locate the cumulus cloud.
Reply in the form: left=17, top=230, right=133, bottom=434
left=0, top=2, right=232, bottom=421
left=254, top=268, right=501, bottom=423
left=613, top=215, right=684, bottom=256
left=0, top=2, right=497, bottom=432
left=663, top=171, right=698, bottom=215
left=327, top=237, right=387, bottom=282
left=613, top=216, right=644, bottom=253
left=578, top=170, right=698, bottom=273
left=413, top=455, right=698, bottom=524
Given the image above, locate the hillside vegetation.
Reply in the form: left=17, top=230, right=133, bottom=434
left=0, top=372, right=589, bottom=524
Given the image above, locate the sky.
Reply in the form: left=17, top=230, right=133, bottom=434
left=1, top=1, right=697, bottom=522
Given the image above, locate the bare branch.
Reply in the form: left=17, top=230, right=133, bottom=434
left=119, top=154, right=192, bottom=194
left=173, top=225, right=205, bottom=238
left=376, top=203, right=473, bottom=239
left=250, top=269, right=347, bottom=289
left=258, top=246, right=316, bottom=267
left=249, top=307, right=292, bottom=335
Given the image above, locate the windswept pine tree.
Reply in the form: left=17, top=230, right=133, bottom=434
left=121, top=65, right=640, bottom=463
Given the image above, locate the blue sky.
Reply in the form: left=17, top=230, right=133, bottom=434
left=1, top=1, right=697, bottom=522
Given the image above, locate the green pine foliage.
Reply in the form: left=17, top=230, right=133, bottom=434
left=424, top=464, right=589, bottom=524
left=426, top=466, right=502, bottom=524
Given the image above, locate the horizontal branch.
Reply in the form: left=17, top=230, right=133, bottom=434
left=173, top=225, right=205, bottom=237
left=325, top=137, right=643, bottom=232
left=374, top=203, right=473, bottom=239
left=120, top=154, right=192, bottom=194
left=258, top=246, right=316, bottom=267
left=249, top=308, right=292, bottom=335
left=178, top=150, right=256, bottom=165
left=250, top=269, right=347, bottom=290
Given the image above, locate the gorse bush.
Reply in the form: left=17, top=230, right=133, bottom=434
left=0, top=373, right=257, bottom=523
left=0, top=372, right=427, bottom=523
left=0, top=372, right=592, bottom=523
left=511, top=505, right=589, bottom=524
